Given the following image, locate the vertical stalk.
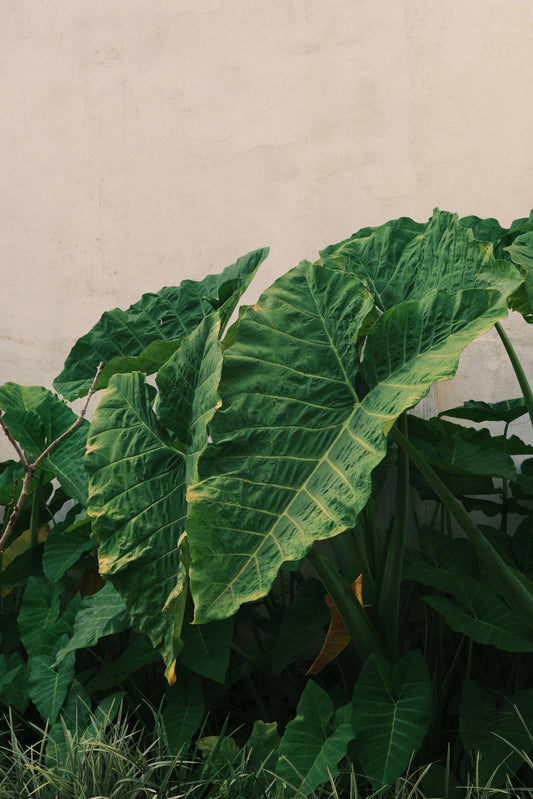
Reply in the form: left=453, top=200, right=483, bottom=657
left=375, top=413, right=409, bottom=660
left=30, top=470, right=44, bottom=549
left=495, top=322, right=533, bottom=428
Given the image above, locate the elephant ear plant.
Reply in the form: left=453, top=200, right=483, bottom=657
left=74, top=209, right=532, bottom=790
left=2, top=209, right=533, bottom=794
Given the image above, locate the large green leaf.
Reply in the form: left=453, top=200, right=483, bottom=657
left=54, top=248, right=268, bottom=400
left=0, top=384, right=89, bottom=504
left=188, top=213, right=522, bottom=623
left=85, top=313, right=223, bottom=667
left=351, top=650, right=432, bottom=793
left=276, top=680, right=354, bottom=797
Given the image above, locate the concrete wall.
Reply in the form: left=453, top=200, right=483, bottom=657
left=1, top=1, right=532, bottom=452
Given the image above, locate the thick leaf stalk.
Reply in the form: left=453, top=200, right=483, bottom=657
left=495, top=321, right=533, bottom=429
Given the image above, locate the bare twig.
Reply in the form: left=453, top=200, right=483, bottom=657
left=0, top=412, right=29, bottom=468
left=0, top=362, right=104, bottom=555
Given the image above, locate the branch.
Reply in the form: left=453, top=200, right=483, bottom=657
left=0, top=411, right=29, bottom=468
left=0, top=362, right=103, bottom=556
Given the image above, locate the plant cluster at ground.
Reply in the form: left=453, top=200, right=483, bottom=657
left=1, top=209, right=533, bottom=796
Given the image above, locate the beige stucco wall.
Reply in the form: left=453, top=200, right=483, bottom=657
left=1, top=1, right=532, bottom=453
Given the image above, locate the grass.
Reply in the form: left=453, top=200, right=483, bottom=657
left=1, top=705, right=533, bottom=799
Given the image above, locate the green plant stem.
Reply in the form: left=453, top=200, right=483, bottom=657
left=375, top=414, right=409, bottom=660
left=360, top=495, right=379, bottom=577
left=30, top=470, right=44, bottom=549
left=306, top=547, right=386, bottom=661
left=495, top=321, right=533, bottom=429
left=392, top=425, right=533, bottom=628
left=501, top=420, right=510, bottom=534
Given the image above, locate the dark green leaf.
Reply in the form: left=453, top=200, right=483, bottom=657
left=272, top=578, right=330, bottom=674
left=425, top=574, right=533, bottom=652
left=163, top=674, right=204, bottom=754
left=189, top=216, right=521, bottom=621
left=54, top=582, right=132, bottom=663
left=29, top=636, right=76, bottom=723
left=351, top=651, right=432, bottom=793
left=180, top=617, right=234, bottom=683
left=42, top=516, right=95, bottom=584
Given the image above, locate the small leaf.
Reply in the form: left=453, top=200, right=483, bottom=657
left=180, top=617, right=234, bottom=684
left=163, top=673, right=204, bottom=754
left=440, top=398, right=528, bottom=424
left=29, top=636, right=76, bottom=724
left=197, top=735, right=240, bottom=761
left=351, top=650, right=432, bottom=793
left=54, top=582, right=132, bottom=664
left=42, top=517, right=94, bottom=584
left=277, top=680, right=354, bottom=797
left=0, top=384, right=90, bottom=504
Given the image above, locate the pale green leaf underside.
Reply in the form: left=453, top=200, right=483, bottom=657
left=188, top=245, right=520, bottom=621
